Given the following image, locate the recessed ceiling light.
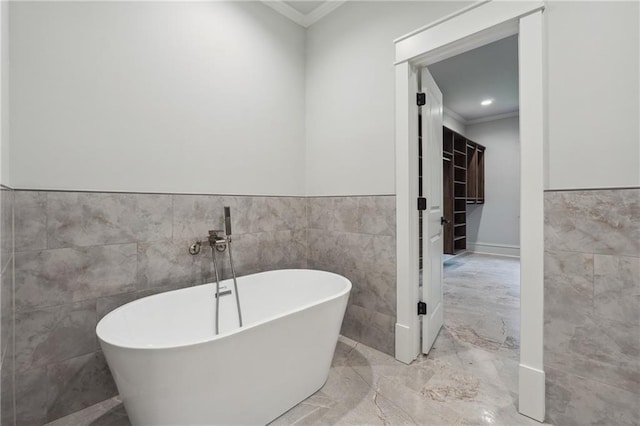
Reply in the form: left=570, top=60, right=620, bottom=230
left=481, top=99, right=493, bottom=106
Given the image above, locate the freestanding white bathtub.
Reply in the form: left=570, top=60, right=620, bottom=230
left=96, top=269, right=351, bottom=426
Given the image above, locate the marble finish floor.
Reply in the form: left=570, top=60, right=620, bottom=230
left=47, top=254, right=544, bottom=425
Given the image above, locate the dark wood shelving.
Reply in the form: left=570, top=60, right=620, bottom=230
left=442, top=126, right=486, bottom=255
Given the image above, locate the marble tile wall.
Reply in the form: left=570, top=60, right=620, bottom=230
left=12, top=191, right=308, bottom=425
left=1, top=185, right=15, bottom=426
left=307, top=196, right=396, bottom=356
left=544, top=188, right=640, bottom=424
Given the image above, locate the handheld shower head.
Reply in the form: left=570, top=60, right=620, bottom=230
left=224, top=206, right=232, bottom=236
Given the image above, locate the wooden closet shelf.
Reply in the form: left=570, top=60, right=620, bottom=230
left=442, top=126, right=485, bottom=256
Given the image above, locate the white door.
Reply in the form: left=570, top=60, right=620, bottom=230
left=420, top=67, right=444, bottom=354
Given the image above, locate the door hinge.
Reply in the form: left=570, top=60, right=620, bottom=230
left=416, top=92, right=426, bottom=106
left=417, top=197, right=427, bottom=211
left=417, top=301, right=427, bottom=315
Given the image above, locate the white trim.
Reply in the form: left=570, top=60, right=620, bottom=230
left=394, top=2, right=546, bottom=422
left=304, top=1, right=347, bottom=27
left=395, top=62, right=421, bottom=364
left=467, top=242, right=520, bottom=257
left=394, top=1, right=491, bottom=44
left=261, top=1, right=306, bottom=27
left=466, top=110, right=519, bottom=125
left=260, top=1, right=346, bottom=28
left=517, top=10, right=545, bottom=422
left=395, top=1, right=544, bottom=65
left=519, top=364, right=546, bottom=421
left=444, top=108, right=520, bottom=126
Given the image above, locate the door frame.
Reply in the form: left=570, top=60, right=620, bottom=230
left=394, top=1, right=546, bottom=422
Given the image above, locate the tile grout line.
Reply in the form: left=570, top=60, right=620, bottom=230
left=544, top=248, right=640, bottom=258
left=11, top=188, right=17, bottom=426
left=0, top=253, right=11, bottom=276
left=545, top=365, right=640, bottom=398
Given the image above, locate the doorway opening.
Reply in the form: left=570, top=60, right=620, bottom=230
left=394, top=2, right=545, bottom=421
left=421, top=33, right=522, bottom=413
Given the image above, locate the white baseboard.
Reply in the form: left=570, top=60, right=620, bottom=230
left=518, top=363, right=546, bottom=422
left=394, top=323, right=417, bottom=365
left=467, top=242, right=520, bottom=257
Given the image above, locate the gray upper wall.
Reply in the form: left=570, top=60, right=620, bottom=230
left=305, top=1, right=639, bottom=194
left=7, top=2, right=638, bottom=196
left=465, top=116, right=520, bottom=250
left=8, top=1, right=306, bottom=195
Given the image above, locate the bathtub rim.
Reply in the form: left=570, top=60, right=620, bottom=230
left=96, top=268, right=352, bottom=351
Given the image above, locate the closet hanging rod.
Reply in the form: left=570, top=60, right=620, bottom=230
left=443, top=157, right=451, bottom=161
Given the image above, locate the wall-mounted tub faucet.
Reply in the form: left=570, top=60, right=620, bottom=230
left=208, top=230, right=228, bottom=252
left=188, top=207, right=243, bottom=335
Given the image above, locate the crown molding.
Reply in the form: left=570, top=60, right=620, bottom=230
left=466, top=110, right=519, bottom=125
left=444, top=107, right=519, bottom=126
left=261, top=1, right=346, bottom=28
left=262, top=1, right=306, bottom=27
left=304, top=1, right=346, bottom=27
left=443, top=107, right=467, bottom=125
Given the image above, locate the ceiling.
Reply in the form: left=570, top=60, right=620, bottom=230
left=284, top=1, right=326, bottom=15
left=261, top=1, right=346, bottom=27
left=428, top=35, right=519, bottom=123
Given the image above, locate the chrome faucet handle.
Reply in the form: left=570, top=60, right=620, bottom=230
left=207, top=230, right=228, bottom=252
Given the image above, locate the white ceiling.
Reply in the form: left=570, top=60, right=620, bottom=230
left=261, top=0, right=346, bottom=28
left=428, top=35, right=519, bottom=123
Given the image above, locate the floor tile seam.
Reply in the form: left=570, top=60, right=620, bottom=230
left=43, top=396, right=122, bottom=426
left=346, top=363, right=374, bottom=392
left=298, top=398, right=335, bottom=410
left=289, top=405, right=326, bottom=425
left=369, top=375, right=424, bottom=425
left=371, top=390, right=403, bottom=425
